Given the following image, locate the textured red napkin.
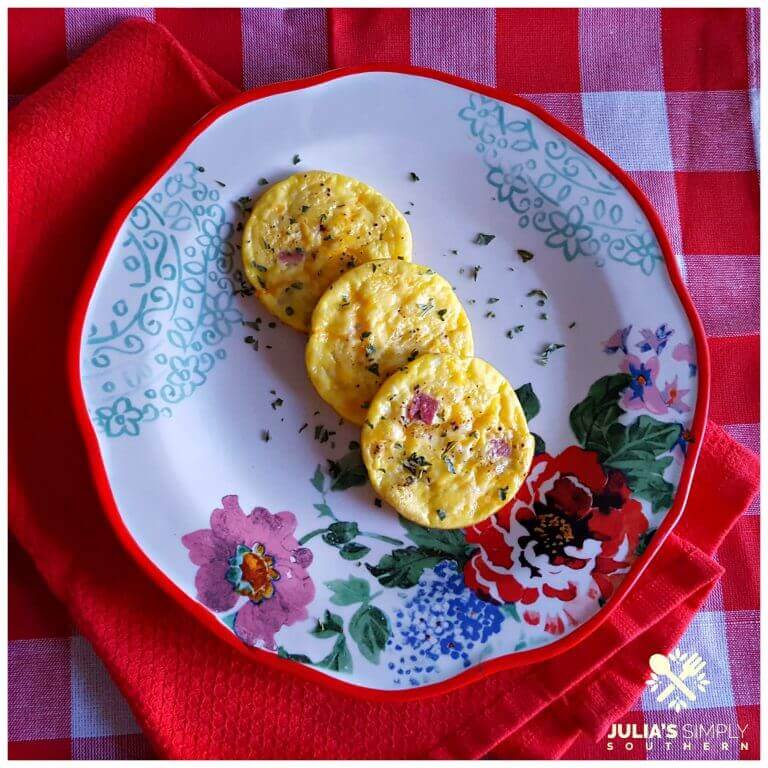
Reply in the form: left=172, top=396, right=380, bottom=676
left=9, top=19, right=759, bottom=759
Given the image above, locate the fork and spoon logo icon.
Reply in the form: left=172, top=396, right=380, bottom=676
left=646, top=648, right=710, bottom=712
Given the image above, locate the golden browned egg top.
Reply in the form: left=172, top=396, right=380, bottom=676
left=242, top=171, right=412, bottom=331
left=306, top=260, right=474, bottom=425
left=361, top=354, right=534, bottom=529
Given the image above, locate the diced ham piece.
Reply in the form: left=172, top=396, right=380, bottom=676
left=406, top=392, right=438, bottom=425
left=488, top=438, right=511, bottom=459
left=278, top=250, right=304, bottom=266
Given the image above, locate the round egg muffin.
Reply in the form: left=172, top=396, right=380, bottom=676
left=361, top=353, right=534, bottom=529
left=242, top=171, right=412, bottom=332
left=306, top=260, right=474, bottom=425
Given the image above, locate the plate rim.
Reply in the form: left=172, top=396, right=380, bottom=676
left=67, top=64, right=711, bottom=702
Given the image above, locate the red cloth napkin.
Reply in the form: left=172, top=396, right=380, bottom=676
left=9, top=19, right=759, bottom=759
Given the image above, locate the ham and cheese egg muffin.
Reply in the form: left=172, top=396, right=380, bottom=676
left=242, top=171, right=412, bottom=332
left=306, top=260, right=474, bottom=425
left=361, top=354, right=534, bottom=529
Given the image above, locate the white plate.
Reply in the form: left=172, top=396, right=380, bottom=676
left=72, top=67, right=708, bottom=698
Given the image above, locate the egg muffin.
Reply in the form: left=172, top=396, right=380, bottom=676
left=242, top=171, right=412, bottom=332
left=361, top=353, right=534, bottom=529
left=306, top=260, right=474, bottom=425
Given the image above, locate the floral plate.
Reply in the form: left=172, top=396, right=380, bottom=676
left=70, top=67, right=709, bottom=699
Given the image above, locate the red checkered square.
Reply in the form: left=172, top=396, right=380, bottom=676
left=579, top=8, right=664, bottom=92
left=662, top=9, right=749, bottom=91
left=628, top=171, right=683, bottom=254
left=725, top=611, right=760, bottom=706
left=684, top=254, right=759, bottom=338
left=667, top=90, right=757, bottom=171
left=719, top=517, right=759, bottom=612
left=8, top=738, right=72, bottom=759
left=521, top=92, right=584, bottom=135
left=496, top=9, right=581, bottom=93
left=675, top=171, right=759, bottom=254
left=708, top=335, right=760, bottom=425
left=735, top=705, right=760, bottom=759
left=9, top=538, right=71, bottom=640
left=329, top=9, right=410, bottom=67
left=8, top=638, right=71, bottom=741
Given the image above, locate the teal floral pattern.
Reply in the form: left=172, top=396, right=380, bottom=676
left=83, top=162, right=243, bottom=437
left=459, top=94, right=663, bottom=275
left=95, top=396, right=160, bottom=438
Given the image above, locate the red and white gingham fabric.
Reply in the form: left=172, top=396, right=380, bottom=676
left=8, top=8, right=760, bottom=760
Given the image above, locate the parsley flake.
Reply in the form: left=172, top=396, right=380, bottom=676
left=402, top=453, right=431, bottom=479
left=292, top=154, right=301, bottom=165
left=474, top=232, right=496, bottom=246
left=537, top=343, right=566, bottom=366
left=527, top=289, right=549, bottom=301
left=436, top=509, right=447, bottom=521
left=409, top=172, right=420, bottom=181
left=471, top=265, right=482, bottom=282
left=498, top=486, right=509, bottom=501
left=258, top=177, right=269, bottom=186
left=261, top=429, right=271, bottom=443
left=517, top=249, right=534, bottom=262
left=417, top=298, right=435, bottom=316
left=437, top=308, right=448, bottom=321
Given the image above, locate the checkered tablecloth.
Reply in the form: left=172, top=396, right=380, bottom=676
left=8, top=8, right=760, bottom=760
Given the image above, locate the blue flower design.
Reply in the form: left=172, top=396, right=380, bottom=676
left=95, top=396, right=156, bottom=437
left=201, top=289, right=241, bottom=339
left=197, top=218, right=234, bottom=264
left=636, top=323, right=675, bottom=354
left=620, top=232, right=662, bottom=276
left=487, top=162, right=530, bottom=211
left=459, top=94, right=662, bottom=277
left=458, top=94, right=506, bottom=145
left=603, top=325, right=632, bottom=355
left=167, top=355, right=207, bottom=397
left=544, top=206, right=594, bottom=260
left=387, top=561, right=505, bottom=687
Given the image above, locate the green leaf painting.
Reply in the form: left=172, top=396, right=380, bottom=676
left=514, top=382, right=541, bottom=421
left=349, top=604, right=391, bottom=663
left=325, top=575, right=371, bottom=606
